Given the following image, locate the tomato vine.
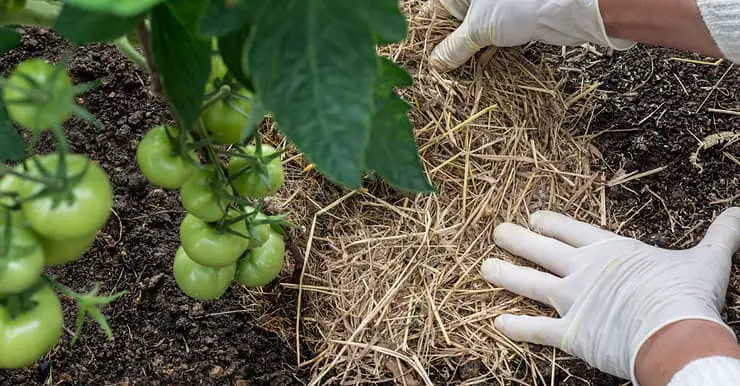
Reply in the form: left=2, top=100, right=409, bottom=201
left=0, top=0, right=430, bottom=369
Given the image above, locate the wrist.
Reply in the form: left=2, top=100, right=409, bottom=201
left=635, top=319, right=740, bottom=386
left=598, top=0, right=722, bottom=57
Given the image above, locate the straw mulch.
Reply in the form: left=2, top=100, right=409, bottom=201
left=243, top=1, right=612, bottom=384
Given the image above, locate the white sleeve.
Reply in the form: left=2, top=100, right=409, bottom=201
left=696, top=0, right=740, bottom=62
left=668, top=356, right=740, bottom=386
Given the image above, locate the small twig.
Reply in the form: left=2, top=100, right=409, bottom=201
left=286, top=230, right=305, bottom=284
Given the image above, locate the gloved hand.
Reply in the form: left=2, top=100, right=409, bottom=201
left=482, top=207, right=740, bottom=383
left=430, top=0, right=635, bottom=71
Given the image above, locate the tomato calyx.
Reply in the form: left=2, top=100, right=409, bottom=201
left=201, top=83, right=232, bottom=111
left=1, top=59, right=99, bottom=135
left=42, top=275, right=127, bottom=344
left=160, top=125, right=200, bottom=162
left=0, top=280, right=46, bottom=319
left=226, top=144, right=283, bottom=192
left=20, top=155, right=92, bottom=208
left=241, top=203, right=294, bottom=241
left=209, top=210, right=252, bottom=240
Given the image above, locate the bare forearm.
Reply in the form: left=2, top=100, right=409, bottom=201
left=635, top=320, right=740, bottom=386
left=600, top=0, right=722, bottom=57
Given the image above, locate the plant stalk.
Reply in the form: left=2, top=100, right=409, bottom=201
left=113, top=36, right=149, bottom=72
left=201, top=84, right=231, bottom=110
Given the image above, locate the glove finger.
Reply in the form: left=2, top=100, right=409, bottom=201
left=494, top=314, right=564, bottom=348
left=430, top=22, right=482, bottom=72
left=439, top=0, right=471, bottom=20
left=699, top=207, right=740, bottom=253
left=529, top=210, right=618, bottom=248
left=494, top=223, right=578, bottom=276
left=481, top=258, right=565, bottom=312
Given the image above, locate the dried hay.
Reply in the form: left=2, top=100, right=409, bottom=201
left=241, top=0, right=611, bottom=384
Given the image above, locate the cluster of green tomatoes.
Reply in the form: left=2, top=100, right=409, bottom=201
left=0, top=59, right=114, bottom=368
left=136, top=55, right=287, bottom=301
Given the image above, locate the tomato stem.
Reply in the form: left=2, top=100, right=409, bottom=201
left=113, top=36, right=149, bottom=73
left=201, top=84, right=232, bottom=111
left=0, top=166, right=46, bottom=185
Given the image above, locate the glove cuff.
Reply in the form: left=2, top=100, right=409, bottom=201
left=594, top=0, right=636, bottom=51
left=629, top=316, right=736, bottom=386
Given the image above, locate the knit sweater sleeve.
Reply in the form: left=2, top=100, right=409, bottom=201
left=667, top=356, right=740, bottom=386
left=696, top=0, right=740, bottom=62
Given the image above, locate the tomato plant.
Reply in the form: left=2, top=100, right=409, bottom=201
left=0, top=285, right=63, bottom=369
left=244, top=207, right=271, bottom=249
left=228, top=144, right=285, bottom=199
left=40, top=231, right=96, bottom=266
left=180, top=167, right=232, bottom=222
left=1, top=58, right=72, bottom=132
left=136, top=125, right=198, bottom=189
left=173, top=246, right=236, bottom=300
left=180, top=213, right=249, bottom=268
left=201, top=87, right=252, bottom=145
left=0, top=221, right=44, bottom=295
left=235, top=230, right=285, bottom=288
left=0, top=58, right=127, bottom=369
left=0, top=0, right=436, bottom=370
left=22, top=153, right=113, bottom=240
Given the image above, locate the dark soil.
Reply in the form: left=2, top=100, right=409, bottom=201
left=1, top=29, right=737, bottom=386
left=0, top=29, right=305, bottom=386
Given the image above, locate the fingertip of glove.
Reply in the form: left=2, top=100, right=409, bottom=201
left=492, top=223, right=515, bottom=245
left=528, top=210, right=561, bottom=231
left=493, top=314, right=512, bottom=331
left=480, top=258, right=504, bottom=282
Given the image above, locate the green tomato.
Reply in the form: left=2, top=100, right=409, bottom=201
left=0, top=285, right=63, bottom=369
left=136, top=126, right=198, bottom=189
left=2, top=59, right=72, bottom=132
left=201, top=88, right=252, bottom=145
left=173, top=246, right=236, bottom=300
left=40, top=231, right=96, bottom=266
left=180, top=168, right=232, bottom=223
left=0, top=166, right=27, bottom=208
left=228, top=144, right=285, bottom=199
left=179, top=213, right=249, bottom=268
left=0, top=222, right=44, bottom=295
left=22, top=153, right=113, bottom=240
left=235, top=230, right=285, bottom=287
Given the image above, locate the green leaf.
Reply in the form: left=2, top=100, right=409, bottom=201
left=165, top=0, right=208, bottom=30
left=218, top=24, right=253, bottom=89
left=366, top=57, right=432, bottom=193
left=376, top=57, right=413, bottom=94
left=63, top=0, right=165, bottom=16
left=358, top=0, right=408, bottom=44
left=366, top=95, right=433, bottom=193
left=0, top=28, right=20, bottom=54
left=247, top=0, right=377, bottom=189
left=199, top=0, right=264, bottom=37
left=0, top=102, right=24, bottom=162
left=150, top=4, right=211, bottom=131
left=54, top=5, right=142, bottom=44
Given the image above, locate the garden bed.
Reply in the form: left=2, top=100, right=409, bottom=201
left=0, top=1, right=737, bottom=385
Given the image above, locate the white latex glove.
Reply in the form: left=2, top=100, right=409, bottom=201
left=430, top=0, right=635, bottom=71
left=482, top=207, right=740, bottom=383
